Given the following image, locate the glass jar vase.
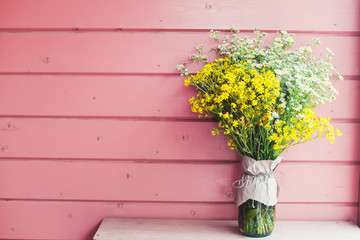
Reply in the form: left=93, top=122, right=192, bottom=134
left=238, top=199, right=275, bottom=237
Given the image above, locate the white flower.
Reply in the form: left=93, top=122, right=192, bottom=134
left=286, top=37, right=294, bottom=43
left=281, top=30, right=288, bottom=35
left=177, top=64, right=184, bottom=71
left=272, top=112, right=279, bottom=118
left=275, top=69, right=284, bottom=75
left=285, top=81, right=292, bottom=87
left=295, top=74, right=302, bottom=80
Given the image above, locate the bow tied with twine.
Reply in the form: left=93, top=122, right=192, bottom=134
left=233, top=156, right=282, bottom=207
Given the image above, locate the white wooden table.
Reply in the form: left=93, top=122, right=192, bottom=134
left=93, top=218, right=360, bottom=240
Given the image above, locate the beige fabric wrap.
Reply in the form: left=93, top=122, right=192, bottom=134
left=233, top=156, right=282, bottom=206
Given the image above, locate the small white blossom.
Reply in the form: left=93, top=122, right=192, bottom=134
left=272, top=112, right=279, bottom=118
left=177, top=64, right=184, bottom=71
left=286, top=37, right=294, bottom=43
left=275, top=69, right=284, bottom=75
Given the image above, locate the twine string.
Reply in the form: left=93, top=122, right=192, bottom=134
left=232, top=171, right=273, bottom=189
left=232, top=171, right=274, bottom=207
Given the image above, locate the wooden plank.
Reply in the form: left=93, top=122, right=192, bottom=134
left=0, top=119, right=357, bottom=162
left=277, top=203, right=358, bottom=222
left=0, top=0, right=358, bottom=32
left=0, top=160, right=239, bottom=202
left=358, top=172, right=360, bottom=226
left=0, top=75, right=197, bottom=119
left=0, top=76, right=357, bottom=119
left=0, top=200, right=357, bottom=240
left=315, top=80, right=360, bottom=120
left=276, top=163, right=359, bottom=203
left=93, top=218, right=360, bottom=240
left=0, top=160, right=357, bottom=203
left=0, top=118, right=238, bottom=161
left=0, top=32, right=358, bottom=76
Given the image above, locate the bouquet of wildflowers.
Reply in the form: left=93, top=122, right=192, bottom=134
left=177, top=29, right=342, bottom=237
left=178, top=29, right=342, bottom=160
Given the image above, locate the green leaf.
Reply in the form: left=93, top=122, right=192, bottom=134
left=245, top=208, right=259, bottom=220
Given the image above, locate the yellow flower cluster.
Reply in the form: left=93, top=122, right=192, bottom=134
left=186, top=58, right=280, bottom=126
left=184, top=58, right=341, bottom=160
left=269, top=108, right=342, bottom=150
left=185, top=58, right=283, bottom=158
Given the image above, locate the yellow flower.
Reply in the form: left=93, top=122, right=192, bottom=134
left=184, top=78, right=191, bottom=86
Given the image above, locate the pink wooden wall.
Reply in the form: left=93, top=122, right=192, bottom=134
left=0, top=0, right=359, bottom=239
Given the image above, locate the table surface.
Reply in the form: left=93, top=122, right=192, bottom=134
left=93, top=218, right=360, bottom=240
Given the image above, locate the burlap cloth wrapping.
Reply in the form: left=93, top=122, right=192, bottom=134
left=233, top=156, right=282, bottom=206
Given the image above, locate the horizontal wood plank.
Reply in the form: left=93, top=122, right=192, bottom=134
left=0, top=0, right=358, bottom=32
left=0, top=160, right=357, bottom=203
left=0, top=32, right=358, bottom=76
left=276, top=162, right=359, bottom=203
left=0, top=200, right=357, bottom=240
left=315, top=80, right=360, bottom=120
left=0, top=76, right=356, bottom=119
left=0, top=119, right=357, bottom=162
